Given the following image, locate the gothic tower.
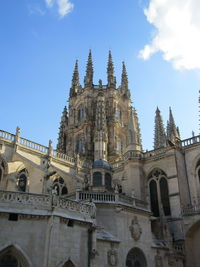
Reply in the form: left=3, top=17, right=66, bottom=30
left=57, top=51, right=142, bottom=165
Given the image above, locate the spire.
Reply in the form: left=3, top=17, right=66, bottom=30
left=70, top=60, right=81, bottom=97
left=154, top=107, right=166, bottom=149
left=126, top=107, right=142, bottom=151
left=94, top=93, right=108, bottom=160
left=167, top=107, right=180, bottom=144
left=84, top=50, right=93, bottom=87
left=121, top=61, right=130, bottom=98
left=57, top=106, right=68, bottom=153
left=107, top=51, right=116, bottom=88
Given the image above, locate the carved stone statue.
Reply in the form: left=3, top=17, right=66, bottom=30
left=129, top=216, right=142, bottom=241
left=107, top=247, right=118, bottom=266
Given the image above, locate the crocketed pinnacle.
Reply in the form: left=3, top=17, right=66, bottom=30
left=70, top=60, right=80, bottom=97
left=107, top=51, right=116, bottom=88
left=121, top=61, right=128, bottom=90
left=84, top=50, right=93, bottom=87
left=126, top=107, right=142, bottom=151
left=154, top=107, right=166, bottom=149
left=167, top=107, right=180, bottom=144
left=57, top=106, right=68, bottom=153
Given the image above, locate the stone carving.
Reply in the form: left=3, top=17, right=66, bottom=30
left=129, top=216, right=142, bottom=241
left=107, top=247, right=118, bottom=266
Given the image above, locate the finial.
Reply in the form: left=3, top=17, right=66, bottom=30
left=154, top=107, right=166, bottom=149
left=84, top=50, right=93, bottom=87
left=107, top=51, right=116, bottom=88
left=70, top=60, right=80, bottom=97
left=121, top=61, right=128, bottom=93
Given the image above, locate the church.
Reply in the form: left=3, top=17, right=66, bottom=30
left=0, top=51, right=199, bottom=267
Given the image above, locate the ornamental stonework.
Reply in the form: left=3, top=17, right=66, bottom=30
left=107, top=247, right=118, bottom=266
left=129, top=216, right=142, bottom=241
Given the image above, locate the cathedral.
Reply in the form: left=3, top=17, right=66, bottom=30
left=0, top=51, right=200, bottom=267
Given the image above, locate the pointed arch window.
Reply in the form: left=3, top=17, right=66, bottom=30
left=77, top=105, right=84, bottom=122
left=148, top=169, right=171, bottom=217
left=52, top=177, right=68, bottom=196
left=116, top=137, right=123, bottom=154
left=17, top=169, right=28, bottom=192
left=115, top=107, right=122, bottom=122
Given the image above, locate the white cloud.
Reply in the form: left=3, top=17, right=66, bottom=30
left=139, top=0, right=200, bottom=70
left=45, top=0, right=73, bottom=18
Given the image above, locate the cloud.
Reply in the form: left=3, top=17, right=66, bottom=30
left=139, top=0, right=200, bottom=70
left=28, top=4, right=46, bottom=16
left=45, top=0, right=73, bottom=18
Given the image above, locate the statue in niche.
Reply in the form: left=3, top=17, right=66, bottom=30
left=107, top=245, right=118, bottom=266
left=129, top=216, right=142, bottom=241
left=155, top=250, right=163, bottom=267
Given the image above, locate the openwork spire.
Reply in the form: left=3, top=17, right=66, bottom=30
left=121, top=61, right=128, bottom=90
left=84, top=50, right=93, bottom=87
left=167, top=107, right=180, bottom=144
left=57, top=106, right=68, bottom=153
left=70, top=60, right=81, bottom=97
left=121, top=61, right=130, bottom=98
left=107, top=51, right=116, bottom=88
left=126, top=107, right=142, bottom=151
left=154, top=107, right=166, bottom=149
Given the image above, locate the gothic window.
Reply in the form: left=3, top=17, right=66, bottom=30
left=148, top=169, right=171, bottom=217
left=0, top=158, right=6, bottom=183
left=105, top=173, right=112, bottom=189
left=149, top=180, right=159, bottom=217
left=93, top=172, right=102, bottom=186
left=126, top=247, right=147, bottom=267
left=52, top=177, right=68, bottom=196
left=77, top=105, right=84, bottom=121
left=17, top=169, right=28, bottom=192
left=0, top=246, right=29, bottom=267
left=115, top=107, right=122, bottom=122
left=76, top=138, right=84, bottom=153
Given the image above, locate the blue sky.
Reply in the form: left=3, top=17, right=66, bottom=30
left=0, top=0, right=199, bottom=150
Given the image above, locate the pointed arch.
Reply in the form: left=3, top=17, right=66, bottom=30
left=126, top=247, right=147, bottom=267
left=0, top=244, right=31, bottom=267
left=62, top=259, right=75, bottom=267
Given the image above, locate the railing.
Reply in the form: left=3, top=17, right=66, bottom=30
left=52, top=150, right=75, bottom=163
left=182, top=203, right=200, bottom=215
left=143, top=147, right=167, bottom=159
left=0, top=190, right=95, bottom=219
left=124, top=151, right=142, bottom=160
left=78, top=191, right=116, bottom=202
left=76, top=190, right=148, bottom=209
left=19, top=137, right=49, bottom=154
left=0, top=130, right=15, bottom=142
left=181, top=135, right=200, bottom=148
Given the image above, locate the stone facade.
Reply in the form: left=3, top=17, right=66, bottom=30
left=0, top=51, right=200, bottom=266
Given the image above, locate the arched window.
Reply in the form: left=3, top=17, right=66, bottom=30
left=76, top=138, right=84, bottom=153
left=160, top=177, right=171, bottom=216
left=148, top=169, right=171, bottom=217
left=52, top=177, right=68, bottom=196
left=93, top=172, right=102, bottom=186
left=77, top=105, right=84, bottom=122
left=126, top=247, right=147, bottom=267
left=0, top=245, right=30, bottom=267
left=105, top=173, right=112, bottom=189
left=17, top=169, right=28, bottom=192
left=0, top=158, right=7, bottom=183
left=149, top=180, right=159, bottom=217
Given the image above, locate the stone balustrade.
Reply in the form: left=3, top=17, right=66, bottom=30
left=76, top=190, right=148, bottom=210
left=181, top=135, right=200, bottom=148
left=182, top=203, right=200, bottom=215
left=19, top=137, right=49, bottom=154
left=0, top=130, right=15, bottom=142
left=0, top=190, right=95, bottom=220
left=52, top=150, right=75, bottom=163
